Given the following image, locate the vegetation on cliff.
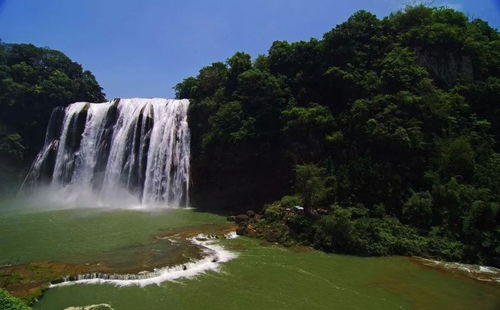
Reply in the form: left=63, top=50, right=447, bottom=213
left=0, top=288, right=30, bottom=310
left=0, top=42, right=105, bottom=190
left=178, top=6, right=500, bottom=266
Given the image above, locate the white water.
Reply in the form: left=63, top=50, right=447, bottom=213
left=22, top=98, right=190, bottom=208
left=64, top=304, right=114, bottom=310
left=418, top=258, right=500, bottom=283
left=51, top=233, right=238, bottom=287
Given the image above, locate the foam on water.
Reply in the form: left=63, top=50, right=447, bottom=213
left=418, top=258, right=500, bottom=283
left=51, top=233, right=238, bottom=288
left=64, top=304, right=114, bottom=310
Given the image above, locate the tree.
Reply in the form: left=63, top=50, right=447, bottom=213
left=402, top=191, right=433, bottom=229
left=381, top=47, right=428, bottom=92
left=282, top=104, right=335, bottom=162
left=226, top=52, right=252, bottom=94
left=180, top=5, right=500, bottom=266
left=0, top=42, right=105, bottom=188
left=294, top=164, right=331, bottom=214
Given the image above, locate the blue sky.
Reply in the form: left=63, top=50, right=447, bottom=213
left=0, top=0, right=499, bottom=99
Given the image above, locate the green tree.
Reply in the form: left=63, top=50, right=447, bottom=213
left=180, top=5, right=500, bottom=266
left=402, top=191, right=433, bottom=229
left=0, top=42, right=105, bottom=189
left=294, top=164, right=331, bottom=214
left=0, top=289, right=31, bottom=310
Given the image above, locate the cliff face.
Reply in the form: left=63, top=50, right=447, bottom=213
left=414, top=47, right=473, bottom=87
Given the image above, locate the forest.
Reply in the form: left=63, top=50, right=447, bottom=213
left=0, top=42, right=105, bottom=190
left=1, top=4, right=500, bottom=309
left=0, top=4, right=499, bottom=268
left=176, top=6, right=500, bottom=267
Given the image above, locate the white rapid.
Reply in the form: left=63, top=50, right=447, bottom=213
left=22, top=98, right=190, bottom=208
left=50, top=233, right=238, bottom=288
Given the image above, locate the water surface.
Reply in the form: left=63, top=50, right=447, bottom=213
left=1, top=205, right=499, bottom=310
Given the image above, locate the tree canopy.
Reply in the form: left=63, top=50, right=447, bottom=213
left=0, top=42, right=105, bottom=190
left=177, top=5, right=500, bottom=266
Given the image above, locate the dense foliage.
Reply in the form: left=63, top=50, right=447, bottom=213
left=0, top=42, right=105, bottom=189
left=177, top=6, right=500, bottom=266
left=0, top=289, right=31, bottom=310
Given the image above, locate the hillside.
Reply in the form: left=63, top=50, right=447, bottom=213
left=0, top=42, right=105, bottom=190
left=178, top=6, right=500, bottom=266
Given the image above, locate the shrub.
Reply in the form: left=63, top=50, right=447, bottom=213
left=263, top=202, right=283, bottom=222
left=264, top=195, right=302, bottom=222
left=349, top=216, right=439, bottom=256
left=0, top=289, right=31, bottom=310
left=313, top=207, right=354, bottom=251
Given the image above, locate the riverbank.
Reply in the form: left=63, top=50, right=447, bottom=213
left=230, top=201, right=499, bottom=270
left=0, top=221, right=237, bottom=304
left=1, top=207, right=499, bottom=310
left=0, top=206, right=236, bottom=305
left=35, top=236, right=500, bottom=310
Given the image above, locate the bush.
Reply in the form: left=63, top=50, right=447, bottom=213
left=313, top=207, right=354, bottom=251
left=351, top=217, right=425, bottom=256
left=424, top=235, right=465, bottom=262
left=279, top=195, right=303, bottom=208
left=263, top=203, right=283, bottom=222
left=0, top=289, right=31, bottom=310
left=264, top=195, right=302, bottom=222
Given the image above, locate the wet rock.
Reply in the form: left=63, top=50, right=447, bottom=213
left=227, top=215, right=236, bottom=222
left=234, top=214, right=249, bottom=224
left=236, top=225, right=248, bottom=235
left=51, top=278, right=64, bottom=284
left=317, top=208, right=329, bottom=215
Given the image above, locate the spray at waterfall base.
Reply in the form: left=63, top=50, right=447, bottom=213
left=22, top=98, right=190, bottom=209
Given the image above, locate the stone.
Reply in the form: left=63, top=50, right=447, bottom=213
left=235, top=214, right=249, bottom=224
left=236, top=225, right=248, bottom=235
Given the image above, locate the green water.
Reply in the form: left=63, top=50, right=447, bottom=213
left=0, top=205, right=227, bottom=266
left=1, top=205, right=499, bottom=310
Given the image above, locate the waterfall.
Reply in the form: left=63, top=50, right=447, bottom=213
left=21, top=98, right=190, bottom=208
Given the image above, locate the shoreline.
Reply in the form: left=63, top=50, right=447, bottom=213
left=0, top=225, right=238, bottom=305
left=51, top=232, right=238, bottom=287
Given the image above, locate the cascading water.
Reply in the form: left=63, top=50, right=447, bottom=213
left=21, top=98, right=190, bottom=208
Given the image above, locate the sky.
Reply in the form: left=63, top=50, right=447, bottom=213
left=0, top=0, right=499, bottom=99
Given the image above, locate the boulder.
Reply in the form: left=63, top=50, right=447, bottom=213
left=236, top=224, right=248, bottom=235
left=234, top=214, right=249, bottom=224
